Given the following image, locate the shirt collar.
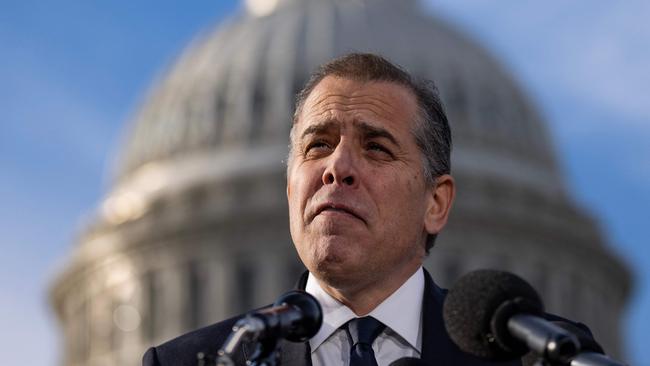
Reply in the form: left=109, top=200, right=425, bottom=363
left=306, top=267, right=424, bottom=353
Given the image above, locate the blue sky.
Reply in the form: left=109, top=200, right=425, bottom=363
left=1, top=0, right=648, bottom=364
left=424, top=2, right=650, bottom=362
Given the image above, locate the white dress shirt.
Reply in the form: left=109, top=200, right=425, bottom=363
left=306, top=267, right=425, bottom=366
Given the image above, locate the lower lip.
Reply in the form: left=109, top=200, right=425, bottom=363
left=318, top=209, right=360, bottom=220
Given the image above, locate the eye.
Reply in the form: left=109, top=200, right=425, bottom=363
left=366, top=141, right=393, bottom=157
left=304, top=140, right=332, bottom=157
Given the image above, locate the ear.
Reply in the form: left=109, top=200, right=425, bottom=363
left=424, top=174, right=456, bottom=235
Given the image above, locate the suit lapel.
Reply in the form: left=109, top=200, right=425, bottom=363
left=420, top=270, right=522, bottom=366
left=420, top=269, right=456, bottom=365
left=275, top=271, right=312, bottom=366
left=294, top=270, right=310, bottom=291
left=241, top=338, right=311, bottom=366
left=238, top=272, right=313, bottom=366
left=278, top=339, right=312, bottom=366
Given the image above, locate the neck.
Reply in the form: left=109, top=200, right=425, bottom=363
left=315, top=263, right=422, bottom=316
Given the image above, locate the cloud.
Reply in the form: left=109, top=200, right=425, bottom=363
left=424, top=0, right=650, bottom=129
left=540, top=2, right=650, bottom=124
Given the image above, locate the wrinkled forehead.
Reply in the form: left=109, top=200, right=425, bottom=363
left=292, top=76, right=419, bottom=137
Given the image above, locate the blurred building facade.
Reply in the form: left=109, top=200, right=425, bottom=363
left=49, top=0, right=632, bottom=365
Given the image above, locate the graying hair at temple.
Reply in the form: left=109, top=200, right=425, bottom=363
left=288, top=53, right=452, bottom=251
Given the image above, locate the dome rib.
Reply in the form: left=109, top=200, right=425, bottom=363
left=259, top=6, right=305, bottom=142
left=115, top=0, right=564, bottom=198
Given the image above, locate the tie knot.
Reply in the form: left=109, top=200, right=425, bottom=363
left=349, top=316, right=386, bottom=346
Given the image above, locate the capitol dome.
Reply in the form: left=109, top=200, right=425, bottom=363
left=50, top=1, right=631, bottom=365
left=117, top=0, right=562, bottom=197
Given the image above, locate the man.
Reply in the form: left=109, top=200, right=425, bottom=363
left=284, top=53, right=457, bottom=365
left=143, top=53, right=586, bottom=366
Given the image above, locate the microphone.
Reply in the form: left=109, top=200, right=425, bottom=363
left=216, top=290, right=322, bottom=365
left=442, top=270, right=579, bottom=363
left=388, top=357, right=430, bottom=366
left=233, top=290, right=322, bottom=343
left=569, top=352, right=628, bottom=366
left=555, top=321, right=626, bottom=366
left=521, top=320, right=622, bottom=366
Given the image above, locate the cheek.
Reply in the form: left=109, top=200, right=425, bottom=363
left=377, top=173, right=427, bottom=226
left=287, top=171, right=317, bottom=228
left=402, top=176, right=427, bottom=215
left=287, top=183, right=303, bottom=225
left=374, top=169, right=421, bottom=203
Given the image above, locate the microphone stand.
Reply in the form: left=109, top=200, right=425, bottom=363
left=528, top=352, right=627, bottom=366
left=507, top=315, right=626, bottom=366
left=195, top=290, right=322, bottom=366
left=197, top=315, right=282, bottom=366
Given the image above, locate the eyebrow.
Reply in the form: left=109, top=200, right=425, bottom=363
left=357, top=121, right=400, bottom=147
left=299, top=120, right=339, bottom=140
left=299, top=120, right=400, bottom=147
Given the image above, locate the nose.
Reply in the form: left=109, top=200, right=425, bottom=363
left=322, top=142, right=358, bottom=187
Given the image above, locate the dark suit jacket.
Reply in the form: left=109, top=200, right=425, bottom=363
left=142, top=270, right=572, bottom=366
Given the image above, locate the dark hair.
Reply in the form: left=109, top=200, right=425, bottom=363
left=291, top=53, right=452, bottom=252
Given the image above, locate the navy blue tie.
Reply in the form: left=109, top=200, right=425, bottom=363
left=347, top=317, right=386, bottom=366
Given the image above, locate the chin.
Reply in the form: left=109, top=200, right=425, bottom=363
left=298, top=233, right=368, bottom=279
left=314, top=234, right=357, bottom=261
left=312, top=262, right=359, bottom=289
left=312, top=248, right=365, bottom=287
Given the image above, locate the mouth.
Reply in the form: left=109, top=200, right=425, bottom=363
left=313, top=202, right=365, bottom=223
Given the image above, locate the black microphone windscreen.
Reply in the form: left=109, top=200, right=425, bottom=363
left=388, top=357, right=430, bottom=366
left=270, top=290, right=322, bottom=342
left=442, top=269, right=543, bottom=361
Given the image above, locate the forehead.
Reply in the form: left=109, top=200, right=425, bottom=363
left=296, top=76, right=418, bottom=133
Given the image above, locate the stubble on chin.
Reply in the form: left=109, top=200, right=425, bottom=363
left=303, top=235, right=357, bottom=286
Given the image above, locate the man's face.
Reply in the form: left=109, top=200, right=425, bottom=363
left=287, top=76, right=443, bottom=289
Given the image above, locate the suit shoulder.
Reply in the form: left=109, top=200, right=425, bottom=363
left=148, top=314, right=243, bottom=366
